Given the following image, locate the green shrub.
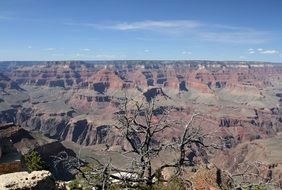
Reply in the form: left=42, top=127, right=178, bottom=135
left=151, top=176, right=187, bottom=190
left=68, top=180, right=83, bottom=190
left=243, top=185, right=267, bottom=190
left=23, top=151, right=46, bottom=172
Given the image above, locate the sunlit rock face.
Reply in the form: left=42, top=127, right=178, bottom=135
left=0, top=60, right=281, bottom=147
left=0, top=170, right=56, bottom=190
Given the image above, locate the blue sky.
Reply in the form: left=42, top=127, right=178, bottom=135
left=0, top=0, right=282, bottom=62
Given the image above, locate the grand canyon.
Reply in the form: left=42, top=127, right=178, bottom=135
left=1, top=60, right=282, bottom=189
left=1, top=0, right=282, bottom=189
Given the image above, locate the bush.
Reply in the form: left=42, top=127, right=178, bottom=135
left=242, top=185, right=267, bottom=190
left=68, top=180, right=83, bottom=190
left=127, top=176, right=187, bottom=190
left=152, top=176, right=187, bottom=190
left=23, top=151, right=46, bottom=172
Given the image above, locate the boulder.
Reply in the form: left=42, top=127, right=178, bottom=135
left=0, top=170, right=56, bottom=190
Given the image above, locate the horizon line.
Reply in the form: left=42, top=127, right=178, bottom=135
left=0, top=59, right=281, bottom=64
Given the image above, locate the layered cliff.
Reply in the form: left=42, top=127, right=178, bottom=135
left=0, top=61, right=281, bottom=148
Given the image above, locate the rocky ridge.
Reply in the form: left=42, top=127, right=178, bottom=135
left=0, top=61, right=281, bottom=148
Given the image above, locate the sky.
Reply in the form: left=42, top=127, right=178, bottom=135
left=0, top=0, right=282, bottom=62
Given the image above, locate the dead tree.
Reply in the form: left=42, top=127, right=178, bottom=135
left=55, top=96, right=221, bottom=189
left=86, top=96, right=220, bottom=189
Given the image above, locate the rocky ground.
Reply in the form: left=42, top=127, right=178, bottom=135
left=0, top=170, right=56, bottom=190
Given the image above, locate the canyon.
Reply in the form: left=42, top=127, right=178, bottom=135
left=0, top=60, right=282, bottom=187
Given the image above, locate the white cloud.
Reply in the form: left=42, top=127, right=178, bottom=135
left=247, top=48, right=255, bottom=54
left=239, top=56, right=246, bottom=59
left=99, top=20, right=201, bottom=31
left=67, top=20, right=270, bottom=44
left=260, top=50, right=279, bottom=54
left=81, top=48, right=91, bottom=51
left=46, top=48, right=55, bottom=51
left=95, top=54, right=116, bottom=59
left=144, top=49, right=150, bottom=53
left=27, top=46, right=32, bottom=49
left=246, top=48, right=280, bottom=55
left=182, top=51, right=192, bottom=55
left=199, top=30, right=268, bottom=44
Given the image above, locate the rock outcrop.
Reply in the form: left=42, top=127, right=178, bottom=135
left=0, top=170, right=56, bottom=190
left=0, top=123, right=23, bottom=175
left=189, top=164, right=233, bottom=190
left=0, top=73, right=23, bottom=91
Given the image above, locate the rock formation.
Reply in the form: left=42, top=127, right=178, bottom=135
left=0, top=60, right=281, bottom=187
left=0, top=61, right=281, bottom=148
left=0, top=170, right=56, bottom=190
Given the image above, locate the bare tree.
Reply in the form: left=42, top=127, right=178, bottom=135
left=54, top=96, right=221, bottom=189
left=49, top=96, right=282, bottom=190
left=81, top=96, right=219, bottom=189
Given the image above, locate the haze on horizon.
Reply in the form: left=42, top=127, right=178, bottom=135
left=0, top=0, right=282, bottom=62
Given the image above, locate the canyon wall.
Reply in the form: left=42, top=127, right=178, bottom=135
left=0, top=61, right=281, bottom=148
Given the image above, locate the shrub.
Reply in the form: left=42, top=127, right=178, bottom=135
left=68, top=180, right=83, bottom=190
left=23, top=151, right=46, bottom=172
left=243, top=185, right=267, bottom=190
